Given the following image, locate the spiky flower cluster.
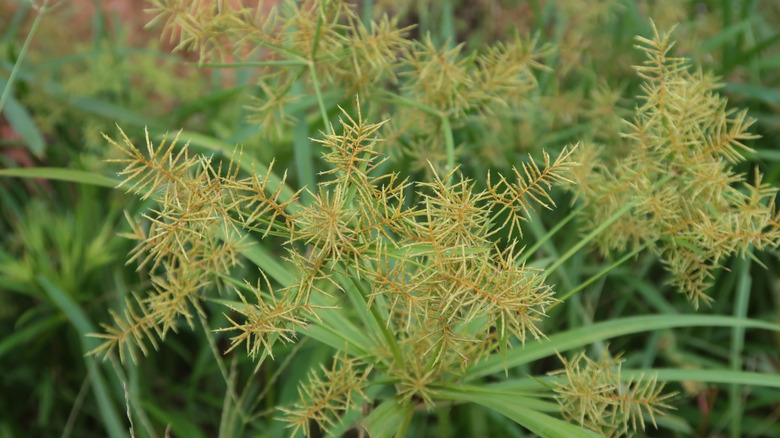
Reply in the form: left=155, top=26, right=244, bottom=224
left=233, top=102, right=576, bottom=421
left=551, top=351, right=675, bottom=437
left=566, top=24, right=780, bottom=307
left=94, top=98, right=580, bottom=432
left=279, top=351, right=372, bottom=436
left=90, top=127, right=301, bottom=363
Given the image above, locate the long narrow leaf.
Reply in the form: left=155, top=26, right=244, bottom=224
left=465, top=315, right=780, bottom=380
left=0, top=315, right=63, bottom=360
left=363, top=398, right=414, bottom=438
left=0, top=167, right=118, bottom=187
left=624, top=368, right=780, bottom=389
left=0, top=1, right=49, bottom=114
left=436, top=389, right=600, bottom=438
left=37, top=276, right=125, bottom=438
left=0, top=76, right=45, bottom=155
left=469, top=367, right=780, bottom=393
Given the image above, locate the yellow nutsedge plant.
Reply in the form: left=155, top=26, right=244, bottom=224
left=87, top=90, right=675, bottom=435
left=565, top=23, right=780, bottom=307
left=89, top=93, right=680, bottom=435
left=6, top=1, right=780, bottom=437
left=93, top=94, right=566, bottom=363
left=83, top=3, right=715, bottom=435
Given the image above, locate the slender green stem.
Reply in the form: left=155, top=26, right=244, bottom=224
left=440, top=0, right=455, bottom=49
left=361, top=0, right=374, bottom=27
left=529, top=157, right=674, bottom=277
left=347, top=272, right=404, bottom=369
left=62, top=376, right=91, bottom=438
left=308, top=63, right=329, bottom=126
left=194, top=302, right=249, bottom=424
left=310, top=4, right=325, bottom=59
left=374, top=89, right=443, bottom=117
left=397, top=409, right=413, bottom=438
left=545, top=202, right=635, bottom=275
left=518, top=205, right=584, bottom=265
left=0, top=0, right=50, bottom=113
left=291, top=79, right=315, bottom=202
left=245, top=339, right=308, bottom=421
left=721, top=0, right=733, bottom=68
left=548, top=240, right=652, bottom=311
left=219, top=358, right=239, bottom=438
left=730, top=252, right=752, bottom=438
left=308, top=3, right=329, bottom=125
left=242, top=222, right=291, bottom=239
left=441, top=115, right=455, bottom=172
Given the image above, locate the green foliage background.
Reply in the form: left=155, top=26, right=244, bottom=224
left=1, top=1, right=779, bottom=437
